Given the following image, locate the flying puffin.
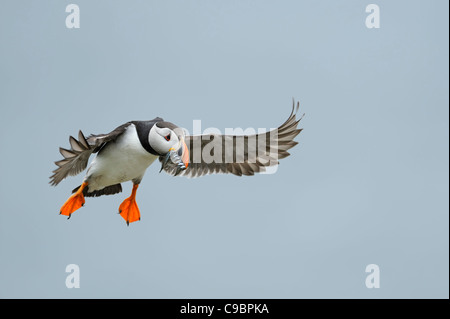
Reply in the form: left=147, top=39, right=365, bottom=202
left=50, top=101, right=304, bottom=225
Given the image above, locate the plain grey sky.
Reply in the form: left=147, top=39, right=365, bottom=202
left=0, top=0, right=448, bottom=298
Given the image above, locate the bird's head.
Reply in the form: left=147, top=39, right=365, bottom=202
left=149, top=121, right=189, bottom=174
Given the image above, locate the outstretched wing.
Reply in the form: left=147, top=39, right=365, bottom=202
left=49, top=122, right=132, bottom=186
left=161, top=101, right=304, bottom=177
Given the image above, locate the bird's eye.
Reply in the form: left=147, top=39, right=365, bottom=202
left=164, top=134, right=171, bottom=141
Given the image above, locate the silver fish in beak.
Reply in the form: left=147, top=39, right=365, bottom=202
left=159, top=138, right=189, bottom=176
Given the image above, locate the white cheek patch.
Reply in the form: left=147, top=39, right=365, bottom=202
left=149, top=126, right=180, bottom=154
left=148, top=125, right=166, bottom=154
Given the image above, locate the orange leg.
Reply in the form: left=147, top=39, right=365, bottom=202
left=119, top=184, right=141, bottom=226
left=60, top=182, right=88, bottom=219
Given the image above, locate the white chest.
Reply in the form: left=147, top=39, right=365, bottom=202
left=86, top=124, right=158, bottom=189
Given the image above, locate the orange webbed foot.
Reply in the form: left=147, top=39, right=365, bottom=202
left=119, top=198, right=141, bottom=226
left=60, top=182, right=87, bottom=219
left=119, top=184, right=141, bottom=226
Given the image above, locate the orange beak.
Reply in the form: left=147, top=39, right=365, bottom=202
left=181, top=138, right=189, bottom=169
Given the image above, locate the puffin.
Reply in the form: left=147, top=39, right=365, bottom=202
left=50, top=101, right=304, bottom=225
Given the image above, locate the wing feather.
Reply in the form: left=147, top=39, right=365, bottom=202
left=161, top=100, right=304, bottom=178
left=69, top=136, right=85, bottom=152
left=49, top=123, right=131, bottom=186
